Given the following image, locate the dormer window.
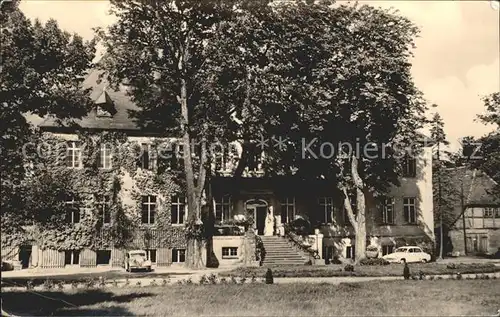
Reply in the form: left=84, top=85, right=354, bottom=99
left=97, top=105, right=112, bottom=117
left=95, top=90, right=114, bottom=118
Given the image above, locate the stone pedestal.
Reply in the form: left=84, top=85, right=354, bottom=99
left=313, top=259, right=326, bottom=265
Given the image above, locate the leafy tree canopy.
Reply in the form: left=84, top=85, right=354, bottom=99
left=1, top=1, right=95, bottom=238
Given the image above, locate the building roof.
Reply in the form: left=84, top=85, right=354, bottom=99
left=448, top=166, right=500, bottom=227
left=39, top=69, right=141, bottom=132
left=449, top=167, right=499, bottom=206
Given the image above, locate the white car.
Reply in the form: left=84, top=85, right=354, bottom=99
left=124, top=250, right=152, bottom=272
left=382, top=246, right=431, bottom=263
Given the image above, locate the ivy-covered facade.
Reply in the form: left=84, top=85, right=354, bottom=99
left=11, top=70, right=192, bottom=269
left=19, top=130, right=189, bottom=268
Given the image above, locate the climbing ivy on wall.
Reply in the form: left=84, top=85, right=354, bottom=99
left=21, top=131, right=187, bottom=251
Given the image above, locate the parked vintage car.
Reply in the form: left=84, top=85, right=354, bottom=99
left=382, top=246, right=431, bottom=263
left=124, top=250, right=152, bottom=272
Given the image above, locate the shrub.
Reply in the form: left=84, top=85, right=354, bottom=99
left=71, top=281, right=79, bottom=289
left=255, top=236, right=266, bottom=264
left=456, top=273, right=462, bottom=280
left=199, top=274, right=208, bottom=285
left=230, top=276, right=238, bottom=284
left=56, top=281, right=64, bottom=290
left=330, top=255, right=342, bottom=265
left=365, top=246, right=379, bottom=259
left=240, top=276, right=247, bottom=284
left=359, top=258, right=390, bottom=266
left=112, top=279, right=118, bottom=287
left=150, top=279, right=157, bottom=287
left=185, top=278, right=193, bottom=285
left=287, top=218, right=312, bottom=236
left=265, top=268, right=274, bottom=284
left=220, top=277, right=227, bottom=284
left=98, top=277, right=106, bottom=287
left=42, top=279, right=54, bottom=290
left=26, top=280, right=34, bottom=290
left=162, top=278, right=168, bottom=286
left=136, top=281, right=142, bottom=287
left=208, top=273, right=218, bottom=285
left=446, top=263, right=457, bottom=269
left=344, top=264, right=354, bottom=272
left=124, top=278, right=130, bottom=286
left=418, top=271, right=425, bottom=280
left=85, top=278, right=96, bottom=289
left=251, top=274, right=257, bottom=283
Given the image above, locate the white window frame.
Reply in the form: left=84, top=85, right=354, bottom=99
left=64, top=250, right=80, bottom=266
left=172, top=248, right=186, bottom=263
left=280, top=197, right=296, bottom=224
left=65, top=197, right=80, bottom=224
left=382, top=198, right=395, bottom=224
left=319, top=197, right=334, bottom=224
left=249, top=150, right=264, bottom=172
left=403, top=197, right=417, bottom=224
left=171, top=195, right=186, bottom=225
left=139, top=143, right=156, bottom=170
left=346, top=245, right=355, bottom=259
left=141, top=195, right=156, bottom=225
left=96, top=195, right=111, bottom=224
left=66, top=141, right=82, bottom=169
left=214, top=145, right=229, bottom=172
left=99, top=143, right=112, bottom=169
left=382, top=245, right=394, bottom=256
left=484, top=207, right=496, bottom=218
left=215, top=195, right=231, bottom=223
left=221, top=247, right=238, bottom=259
left=402, top=156, right=417, bottom=177
left=145, top=249, right=156, bottom=263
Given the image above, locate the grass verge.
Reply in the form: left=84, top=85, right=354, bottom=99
left=2, top=280, right=499, bottom=316
left=1, top=270, right=188, bottom=288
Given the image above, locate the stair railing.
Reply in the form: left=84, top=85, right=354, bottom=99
left=284, top=225, right=320, bottom=260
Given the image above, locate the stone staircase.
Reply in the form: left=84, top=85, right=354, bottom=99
left=260, top=236, right=309, bottom=266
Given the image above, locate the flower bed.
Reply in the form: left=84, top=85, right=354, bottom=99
left=219, top=262, right=500, bottom=278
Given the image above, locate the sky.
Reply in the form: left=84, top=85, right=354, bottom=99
left=19, top=0, right=500, bottom=152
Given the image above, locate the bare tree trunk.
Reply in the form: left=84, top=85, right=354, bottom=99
left=437, top=141, right=443, bottom=261
left=178, top=45, right=207, bottom=268
left=341, top=155, right=367, bottom=264
left=354, top=187, right=366, bottom=264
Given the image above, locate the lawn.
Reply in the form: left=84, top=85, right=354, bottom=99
left=2, top=280, right=499, bottom=316
left=220, top=262, right=500, bottom=278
